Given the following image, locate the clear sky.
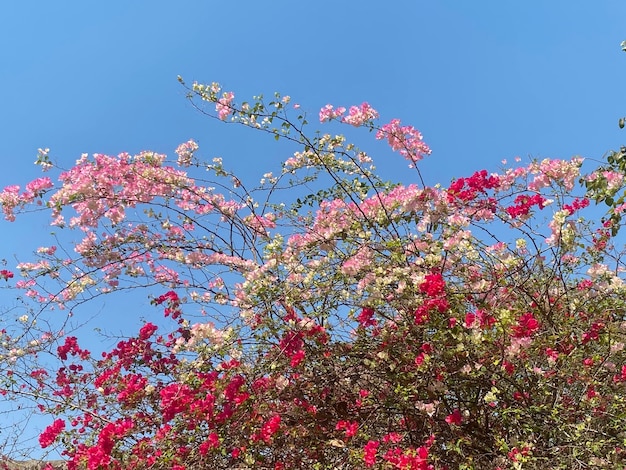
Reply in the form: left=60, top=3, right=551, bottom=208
left=0, top=0, right=625, bottom=458
left=2, top=2, right=625, bottom=186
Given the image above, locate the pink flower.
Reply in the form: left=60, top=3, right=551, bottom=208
left=175, top=139, right=198, bottom=167
left=216, top=91, right=235, bottom=120
left=341, top=102, right=379, bottom=126
left=545, top=347, right=559, bottom=363
left=376, top=118, right=431, bottom=164
left=319, top=104, right=346, bottom=122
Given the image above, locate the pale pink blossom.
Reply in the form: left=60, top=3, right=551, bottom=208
left=175, top=140, right=199, bottom=167
left=341, top=102, right=379, bottom=126
left=376, top=119, right=431, bottom=165
left=216, top=91, right=235, bottom=120
left=319, top=104, right=346, bottom=122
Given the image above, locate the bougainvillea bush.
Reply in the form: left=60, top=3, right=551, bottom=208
left=1, top=76, right=626, bottom=470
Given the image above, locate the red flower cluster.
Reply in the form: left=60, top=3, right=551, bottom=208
left=445, top=409, right=463, bottom=425
left=505, top=193, right=547, bottom=219
left=419, top=272, right=445, bottom=297
left=511, top=313, right=540, bottom=338
left=581, top=322, right=604, bottom=345
left=57, top=336, right=90, bottom=361
left=336, top=420, right=359, bottom=438
left=364, top=440, right=380, bottom=467
left=357, top=307, right=377, bottom=328
left=563, top=197, right=589, bottom=215
left=39, top=419, right=65, bottom=448
left=153, top=291, right=182, bottom=319
left=447, top=170, right=500, bottom=203
left=257, top=415, right=281, bottom=443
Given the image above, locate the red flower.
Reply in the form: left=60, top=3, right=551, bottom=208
left=419, top=272, right=446, bottom=297
left=199, top=432, right=220, bottom=455
left=505, top=193, right=547, bottom=219
left=39, top=419, right=65, bottom=448
left=290, top=349, right=305, bottom=367
left=364, top=440, right=379, bottom=467
left=336, top=420, right=359, bottom=438
left=511, top=313, right=540, bottom=337
left=357, top=307, right=377, bottom=327
left=259, top=415, right=281, bottom=443
left=154, top=290, right=179, bottom=305
left=445, top=409, right=463, bottom=425
left=138, top=322, right=158, bottom=340
left=447, top=170, right=500, bottom=202
left=57, top=336, right=90, bottom=360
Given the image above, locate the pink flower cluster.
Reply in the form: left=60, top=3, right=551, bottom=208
left=175, top=139, right=199, bottom=167
left=319, top=102, right=379, bottom=126
left=342, top=102, right=379, bottom=126
left=376, top=119, right=431, bottom=164
left=528, top=158, right=582, bottom=191
left=0, top=177, right=53, bottom=221
left=319, top=104, right=347, bottom=122
left=216, top=91, right=235, bottom=120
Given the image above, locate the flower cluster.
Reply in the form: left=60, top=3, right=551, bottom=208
left=376, top=118, right=431, bottom=164
left=175, top=139, right=199, bottom=167
left=319, top=104, right=347, bottom=122
left=447, top=169, right=500, bottom=202
left=216, top=91, right=235, bottom=120
left=505, top=193, right=547, bottom=219
left=341, top=102, right=379, bottom=126
left=39, top=419, right=65, bottom=448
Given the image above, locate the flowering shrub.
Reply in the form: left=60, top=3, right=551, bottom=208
left=1, top=77, right=626, bottom=469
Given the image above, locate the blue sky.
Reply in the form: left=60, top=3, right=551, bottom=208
left=2, top=2, right=625, bottom=186
left=0, top=0, right=625, bottom=458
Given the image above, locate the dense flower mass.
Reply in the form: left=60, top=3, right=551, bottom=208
left=0, top=81, right=625, bottom=469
